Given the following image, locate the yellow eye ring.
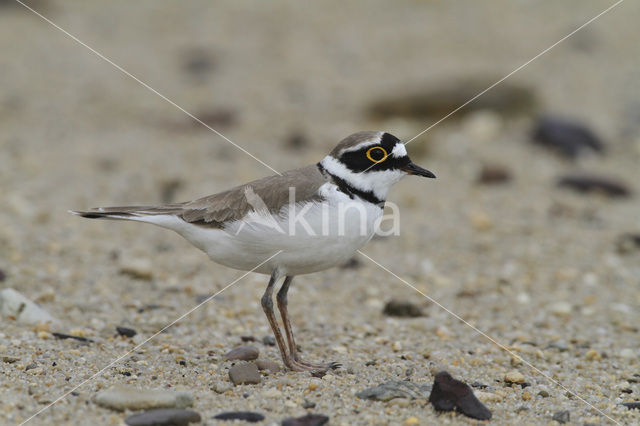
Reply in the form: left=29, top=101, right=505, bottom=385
left=366, top=146, right=388, bottom=163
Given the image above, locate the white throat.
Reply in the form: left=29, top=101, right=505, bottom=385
left=320, top=156, right=406, bottom=201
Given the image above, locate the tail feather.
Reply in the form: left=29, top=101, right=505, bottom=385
left=69, top=204, right=185, bottom=220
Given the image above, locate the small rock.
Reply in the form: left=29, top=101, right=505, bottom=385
left=470, top=211, right=493, bottom=231
left=302, top=400, right=316, bottom=409
left=285, top=131, right=309, bottom=150
left=0, top=288, right=57, bottom=325
left=240, top=335, right=256, bottom=342
left=262, top=388, right=282, bottom=398
left=339, top=257, right=361, bottom=269
left=557, top=174, right=631, bottom=198
left=255, top=359, right=281, bottom=373
left=548, top=302, right=572, bottom=317
left=476, top=164, right=512, bottom=185
left=0, top=269, right=5, bottom=281
left=213, top=411, right=265, bottom=422
left=94, top=387, right=193, bottom=411
left=356, top=381, right=431, bottom=402
left=404, top=416, right=419, bottom=425
left=538, top=390, right=550, bottom=398
left=504, top=370, right=525, bottom=384
left=281, top=413, right=329, bottom=426
left=229, top=362, right=261, bottom=385
left=531, top=116, right=604, bottom=159
left=382, top=300, right=423, bottom=317
left=224, top=345, right=259, bottom=361
left=475, top=391, right=503, bottom=403
left=429, top=371, right=492, bottom=420
left=616, top=233, right=640, bottom=254
left=182, top=48, right=215, bottom=78
left=621, top=402, right=640, bottom=410
left=52, top=332, right=93, bottom=343
left=619, top=348, right=636, bottom=359
left=212, top=382, right=232, bottom=394
left=119, top=259, right=154, bottom=280
left=584, top=349, right=601, bottom=361
left=262, top=335, right=276, bottom=346
left=552, top=410, right=570, bottom=424
left=116, top=326, right=137, bottom=338
left=2, top=355, right=20, bottom=363
left=125, top=409, right=201, bottom=426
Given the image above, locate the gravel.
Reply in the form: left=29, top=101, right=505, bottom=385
left=1, top=1, right=639, bottom=425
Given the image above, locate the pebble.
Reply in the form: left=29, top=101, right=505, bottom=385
left=382, top=300, right=423, bottom=317
left=2, top=355, right=20, bottom=363
left=212, top=382, right=233, bottom=394
left=116, top=326, right=137, bottom=338
left=119, top=258, right=154, bottom=280
left=262, top=335, right=276, bottom=346
left=585, top=349, right=601, bottom=361
left=619, top=348, right=636, bottom=359
left=557, top=174, right=631, bottom=198
left=262, top=388, right=282, bottom=398
left=255, top=359, right=281, bottom=373
left=470, top=211, right=493, bottom=231
left=621, top=402, right=640, bottom=410
left=404, top=416, right=419, bottom=425
left=475, top=391, right=503, bottom=403
left=552, top=410, right=570, bottom=424
left=125, top=409, right=201, bottom=426
left=229, top=362, right=261, bottom=385
left=504, top=370, right=526, bottom=384
left=616, top=233, right=640, bottom=254
left=0, top=288, right=57, bottom=325
left=538, top=390, right=550, bottom=398
left=476, top=164, right=512, bottom=185
left=356, top=380, right=431, bottom=401
left=302, top=400, right=316, bottom=409
left=213, top=411, right=265, bottom=422
left=548, top=302, right=572, bottom=317
left=224, top=345, right=259, bottom=361
left=429, top=371, right=491, bottom=420
left=281, top=413, right=329, bottom=426
left=531, top=116, right=604, bottom=159
left=94, top=387, right=193, bottom=411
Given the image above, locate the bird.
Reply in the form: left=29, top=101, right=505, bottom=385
left=71, top=131, right=435, bottom=373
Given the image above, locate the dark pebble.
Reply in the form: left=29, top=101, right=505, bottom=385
left=476, top=164, right=512, bottom=185
left=281, top=413, right=329, bottom=426
left=383, top=300, right=423, bottom=318
left=240, top=335, right=256, bottom=342
left=51, top=332, right=93, bottom=343
left=193, top=108, right=237, bottom=129
left=213, top=411, right=264, bottom=422
left=262, top=335, right=276, bottom=346
left=616, top=233, right=640, bottom=254
left=182, top=48, right=215, bottom=77
left=116, top=326, right=137, bottom=338
left=557, top=174, right=631, bottom=198
left=228, top=362, right=261, bottom=385
left=302, top=400, right=316, bottom=409
left=286, top=131, right=309, bottom=150
left=428, top=371, right=492, bottom=421
left=531, top=116, right=604, bottom=159
left=471, top=382, right=488, bottom=389
left=125, top=409, right=201, bottom=426
left=622, top=402, right=640, bottom=410
left=367, top=80, right=536, bottom=121
left=552, top=410, right=570, bottom=424
left=159, top=179, right=184, bottom=204
left=0, top=269, right=5, bottom=281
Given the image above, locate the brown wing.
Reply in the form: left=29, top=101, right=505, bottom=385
left=179, top=164, right=327, bottom=227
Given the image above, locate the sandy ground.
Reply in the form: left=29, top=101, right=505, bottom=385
left=1, top=0, right=639, bottom=424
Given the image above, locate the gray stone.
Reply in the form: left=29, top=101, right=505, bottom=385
left=125, top=409, right=201, bottom=426
left=255, top=359, right=281, bottom=373
left=224, top=345, right=259, bottom=361
left=355, top=381, right=432, bottom=402
left=94, top=386, right=193, bottom=411
left=0, top=288, right=57, bottom=325
left=229, top=362, right=261, bottom=385
left=552, top=410, right=570, bottom=424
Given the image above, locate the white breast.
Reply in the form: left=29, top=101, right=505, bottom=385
left=146, top=183, right=383, bottom=276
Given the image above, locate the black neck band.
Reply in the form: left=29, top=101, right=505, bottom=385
left=317, top=163, right=385, bottom=208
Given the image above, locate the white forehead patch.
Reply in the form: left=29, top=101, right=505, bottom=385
left=391, top=143, right=407, bottom=158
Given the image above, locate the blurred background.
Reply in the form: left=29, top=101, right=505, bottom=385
left=1, top=1, right=639, bottom=424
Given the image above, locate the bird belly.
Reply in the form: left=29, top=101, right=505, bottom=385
left=173, top=192, right=383, bottom=275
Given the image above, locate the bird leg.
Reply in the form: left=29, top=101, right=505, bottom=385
left=261, top=272, right=300, bottom=371
left=276, top=275, right=340, bottom=372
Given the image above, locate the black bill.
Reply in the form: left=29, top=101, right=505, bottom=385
left=402, top=162, right=436, bottom=178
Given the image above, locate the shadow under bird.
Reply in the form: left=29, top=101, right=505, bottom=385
left=71, top=131, right=435, bottom=372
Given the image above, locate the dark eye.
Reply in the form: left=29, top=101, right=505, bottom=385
left=366, top=146, right=388, bottom=163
